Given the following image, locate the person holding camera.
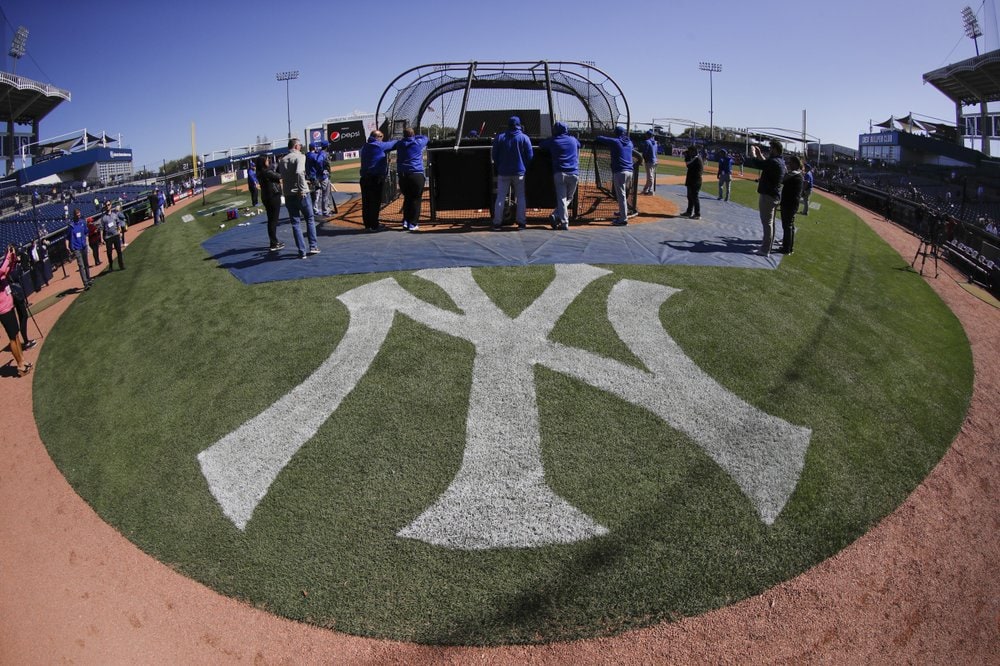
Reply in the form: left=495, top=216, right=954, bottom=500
left=9, top=248, right=35, bottom=350
left=255, top=154, right=284, bottom=252
left=0, top=244, right=32, bottom=377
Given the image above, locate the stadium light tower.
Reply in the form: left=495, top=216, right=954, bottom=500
left=962, top=6, right=990, bottom=155
left=8, top=25, right=28, bottom=68
left=963, top=6, right=983, bottom=55
left=276, top=70, right=299, bottom=139
left=699, top=62, right=722, bottom=142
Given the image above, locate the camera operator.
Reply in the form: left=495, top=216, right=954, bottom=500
left=9, top=246, right=35, bottom=349
left=1, top=244, right=32, bottom=377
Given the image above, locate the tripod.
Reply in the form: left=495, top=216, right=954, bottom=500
left=910, top=235, right=939, bottom=278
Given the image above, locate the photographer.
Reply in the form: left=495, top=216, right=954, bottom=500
left=0, top=244, right=32, bottom=377
left=10, top=248, right=35, bottom=350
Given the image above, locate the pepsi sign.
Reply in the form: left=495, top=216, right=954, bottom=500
left=325, top=120, right=366, bottom=152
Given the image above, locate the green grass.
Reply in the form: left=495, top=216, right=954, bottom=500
left=33, top=181, right=972, bottom=645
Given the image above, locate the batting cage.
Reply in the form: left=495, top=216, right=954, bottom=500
left=372, top=60, right=634, bottom=227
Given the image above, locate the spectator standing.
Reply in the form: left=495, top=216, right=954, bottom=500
left=800, top=164, right=814, bottom=215
left=314, top=141, right=333, bottom=216
left=247, top=161, right=260, bottom=210
left=358, top=130, right=398, bottom=232
left=680, top=145, right=703, bottom=218
left=717, top=149, right=734, bottom=201
left=595, top=126, right=635, bottom=226
left=280, top=137, right=320, bottom=256
left=86, top=215, right=103, bottom=266
left=305, top=142, right=323, bottom=213
left=540, top=121, right=581, bottom=231
left=146, top=190, right=159, bottom=225
left=640, top=129, right=658, bottom=195
left=396, top=128, right=430, bottom=231
left=492, top=116, right=535, bottom=230
left=256, top=154, right=284, bottom=251
left=66, top=209, right=92, bottom=289
left=156, top=188, right=166, bottom=224
left=756, top=140, right=786, bottom=256
left=779, top=155, right=804, bottom=254
left=100, top=201, right=126, bottom=271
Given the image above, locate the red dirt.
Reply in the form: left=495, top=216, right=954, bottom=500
left=0, top=189, right=997, bottom=664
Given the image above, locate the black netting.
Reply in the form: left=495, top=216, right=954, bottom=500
left=372, top=61, right=634, bottom=226
left=378, top=62, right=626, bottom=139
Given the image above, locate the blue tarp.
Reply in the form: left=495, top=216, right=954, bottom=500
left=202, top=186, right=785, bottom=284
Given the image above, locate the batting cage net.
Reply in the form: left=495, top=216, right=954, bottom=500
left=371, top=60, right=634, bottom=227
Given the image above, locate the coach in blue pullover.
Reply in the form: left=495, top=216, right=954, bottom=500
left=67, top=209, right=92, bottom=289
left=491, top=116, right=534, bottom=230
left=395, top=128, right=429, bottom=231
left=359, top=130, right=399, bottom=231
left=640, top=129, right=658, bottom=195
left=539, top=122, right=580, bottom=230
left=596, top=126, right=636, bottom=225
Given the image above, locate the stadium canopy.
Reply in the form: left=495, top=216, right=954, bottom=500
left=36, top=131, right=109, bottom=155
left=922, top=49, right=1000, bottom=106
left=0, top=71, right=71, bottom=125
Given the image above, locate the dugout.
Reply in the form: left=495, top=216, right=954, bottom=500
left=373, top=60, right=633, bottom=226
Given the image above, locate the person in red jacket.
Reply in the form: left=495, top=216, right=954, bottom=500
left=86, top=216, right=102, bottom=266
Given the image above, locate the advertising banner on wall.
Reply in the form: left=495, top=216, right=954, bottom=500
left=325, top=120, right=366, bottom=152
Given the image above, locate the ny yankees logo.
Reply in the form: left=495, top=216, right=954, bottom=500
left=198, top=264, right=811, bottom=549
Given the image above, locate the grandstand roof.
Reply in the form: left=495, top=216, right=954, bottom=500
left=0, top=71, right=71, bottom=124
left=923, top=49, right=1000, bottom=106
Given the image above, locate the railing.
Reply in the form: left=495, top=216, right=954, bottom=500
left=0, top=71, right=71, bottom=100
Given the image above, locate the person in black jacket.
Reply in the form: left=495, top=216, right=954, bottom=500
left=779, top=155, right=804, bottom=255
left=680, top=145, right=703, bottom=219
left=256, top=154, right=285, bottom=252
left=756, top=140, right=786, bottom=256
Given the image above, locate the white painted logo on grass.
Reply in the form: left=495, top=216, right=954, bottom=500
left=197, top=264, right=811, bottom=549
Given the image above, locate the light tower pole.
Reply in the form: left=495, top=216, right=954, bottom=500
left=962, top=6, right=990, bottom=155
left=7, top=26, right=28, bottom=175
left=698, top=62, right=722, bottom=143
left=276, top=70, right=299, bottom=140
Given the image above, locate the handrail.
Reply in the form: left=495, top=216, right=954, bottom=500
left=0, top=71, right=71, bottom=100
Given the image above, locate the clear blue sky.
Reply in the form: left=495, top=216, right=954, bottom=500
left=1, top=0, right=995, bottom=171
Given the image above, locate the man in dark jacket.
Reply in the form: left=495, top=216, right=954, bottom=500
left=756, top=140, right=786, bottom=256
left=779, top=155, right=804, bottom=254
left=681, top=145, right=703, bottom=218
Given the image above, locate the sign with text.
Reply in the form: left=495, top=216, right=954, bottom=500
left=326, top=120, right=366, bottom=152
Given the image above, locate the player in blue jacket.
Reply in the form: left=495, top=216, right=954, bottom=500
left=491, top=116, right=534, bottom=230
left=640, top=129, right=658, bottom=195
left=539, top=122, right=580, bottom=230
left=595, top=126, right=636, bottom=225
left=358, top=131, right=399, bottom=231
left=395, top=128, right=429, bottom=231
